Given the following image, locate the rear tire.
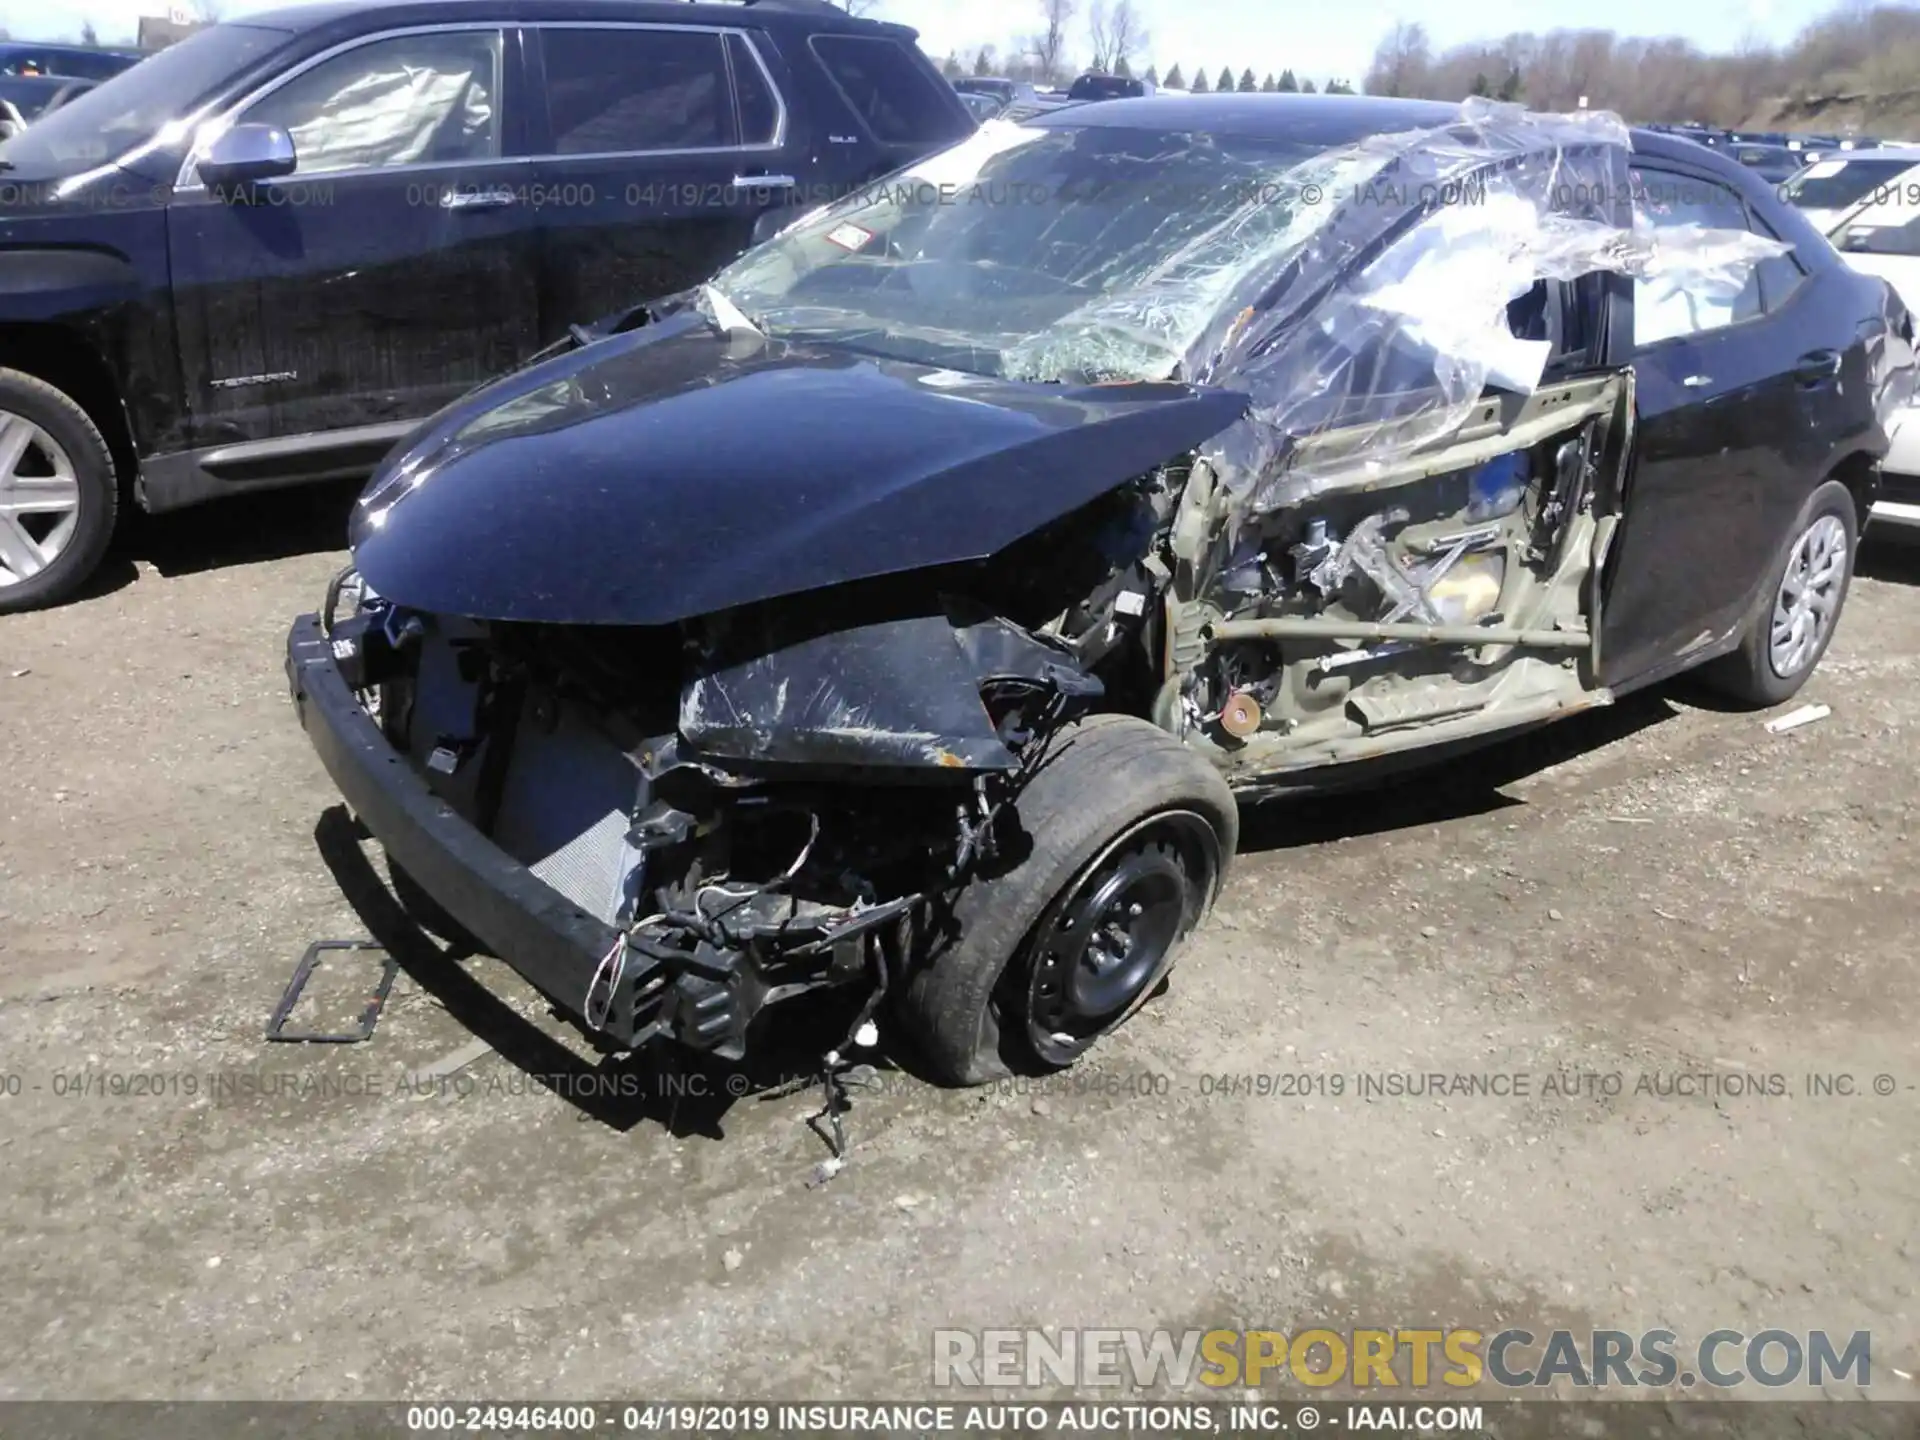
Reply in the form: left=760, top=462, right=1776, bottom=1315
left=1696, top=478, right=1857, bottom=708
left=894, top=714, right=1238, bottom=1086
left=0, top=368, right=119, bottom=615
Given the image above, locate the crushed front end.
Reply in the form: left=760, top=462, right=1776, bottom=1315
left=286, top=583, right=1103, bottom=1060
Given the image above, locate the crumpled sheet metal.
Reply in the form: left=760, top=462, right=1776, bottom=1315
left=1186, top=98, right=1794, bottom=511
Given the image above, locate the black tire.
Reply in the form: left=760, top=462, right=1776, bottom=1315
left=0, top=367, right=119, bottom=615
left=894, top=713, right=1239, bottom=1085
left=1696, top=478, right=1858, bottom=709
left=389, top=857, right=483, bottom=954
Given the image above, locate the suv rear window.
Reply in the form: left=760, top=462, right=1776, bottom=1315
left=727, top=33, right=779, bottom=146
left=808, top=34, right=968, bottom=146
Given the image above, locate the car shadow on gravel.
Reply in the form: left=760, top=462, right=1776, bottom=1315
left=311, top=804, right=876, bottom=1143
left=1236, top=688, right=1682, bottom=855
left=74, top=482, right=363, bottom=601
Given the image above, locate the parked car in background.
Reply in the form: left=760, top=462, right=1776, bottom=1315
left=1728, top=141, right=1802, bottom=184
left=956, top=88, right=1008, bottom=122
left=0, top=41, right=144, bottom=81
left=0, top=0, right=973, bottom=612
left=288, top=96, right=1911, bottom=1087
left=1065, top=72, right=1153, bottom=101
left=1829, top=189, right=1920, bottom=530
left=953, top=76, right=1038, bottom=110
left=1782, top=144, right=1920, bottom=233
left=0, top=73, right=97, bottom=139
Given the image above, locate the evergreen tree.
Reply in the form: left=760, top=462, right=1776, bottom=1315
left=1191, top=67, right=1211, bottom=93
left=1238, top=67, right=1258, bottom=91
left=1144, top=63, right=1159, bottom=85
left=1277, top=68, right=1298, bottom=92
left=1469, top=71, right=1491, bottom=97
left=1496, top=66, right=1524, bottom=102
left=1300, top=77, right=1318, bottom=92
left=1162, top=62, right=1183, bottom=88
left=942, top=53, right=964, bottom=80
left=1260, top=73, right=1277, bottom=92
left=1217, top=65, right=1235, bottom=92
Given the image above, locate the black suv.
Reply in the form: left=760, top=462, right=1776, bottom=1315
left=0, top=0, right=972, bottom=611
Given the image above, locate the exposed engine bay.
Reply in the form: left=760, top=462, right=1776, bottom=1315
left=322, top=581, right=1106, bottom=1061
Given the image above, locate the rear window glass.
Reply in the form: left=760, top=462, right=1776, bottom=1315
left=728, top=33, right=778, bottom=146
left=808, top=34, right=969, bottom=145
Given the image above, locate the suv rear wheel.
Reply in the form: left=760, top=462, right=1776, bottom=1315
left=895, top=714, right=1239, bottom=1085
left=0, top=368, right=118, bottom=615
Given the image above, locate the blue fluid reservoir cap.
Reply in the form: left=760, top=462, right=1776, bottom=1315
left=1467, top=451, right=1529, bottom=519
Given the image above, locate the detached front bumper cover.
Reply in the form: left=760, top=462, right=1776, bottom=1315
left=284, top=614, right=639, bottom=1038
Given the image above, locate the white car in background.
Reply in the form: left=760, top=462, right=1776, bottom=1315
left=1831, top=191, right=1920, bottom=529
left=1783, top=144, right=1920, bottom=234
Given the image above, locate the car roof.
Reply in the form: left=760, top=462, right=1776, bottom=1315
left=235, top=0, right=911, bottom=34
left=1027, top=91, right=1702, bottom=153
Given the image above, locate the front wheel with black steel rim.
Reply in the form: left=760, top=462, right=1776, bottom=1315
left=0, top=368, right=119, bottom=615
left=1697, top=478, right=1858, bottom=708
left=894, top=713, right=1238, bottom=1085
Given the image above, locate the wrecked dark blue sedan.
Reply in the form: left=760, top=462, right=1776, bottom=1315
left=286, top=95, right=1914, bottom=1086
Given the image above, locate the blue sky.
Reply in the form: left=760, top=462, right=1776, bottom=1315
left=4, top=0, right=1834, bottom=89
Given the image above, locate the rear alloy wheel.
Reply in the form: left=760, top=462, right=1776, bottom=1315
left=0, top=369, right=119, bottom=615
left=895, top=714, right=1238, bottom=1085
left=1767, top=513, right=1848, bottom=681
left=1698, top=478, right=1857, bottom=708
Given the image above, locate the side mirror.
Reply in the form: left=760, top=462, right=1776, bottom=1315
left=197, top=122, right=297, bottom=193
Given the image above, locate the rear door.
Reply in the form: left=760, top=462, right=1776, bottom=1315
left=526, top=21, right=803, bottom=342
left=169, top=24, right=540, bottom=452
left=802, top=32, right=974, bottom=177
left=1599, top=164, right=1809, bottom=688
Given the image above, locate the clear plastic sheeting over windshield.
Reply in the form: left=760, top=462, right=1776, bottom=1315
left=707, top=98, right=1796, bottom=511
left=708, top=117, right=1391, bottom=382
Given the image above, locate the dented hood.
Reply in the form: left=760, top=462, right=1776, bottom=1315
left=350, top=316, right=1248, bottom=626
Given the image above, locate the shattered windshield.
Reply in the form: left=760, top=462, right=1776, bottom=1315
left=707, top=119, right=1392, bottom=383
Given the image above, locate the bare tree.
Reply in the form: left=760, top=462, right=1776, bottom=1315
left=1086, top=0, right=1148, bottom=75
left=1028, top=0, right=1076, bottom=83
left=1361, top=0, right=1920, bottom=126
left=1364, top=20, right=1432, bottom=97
